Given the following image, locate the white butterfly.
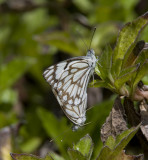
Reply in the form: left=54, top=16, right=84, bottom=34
left=43, top=49, right=97, bottom=128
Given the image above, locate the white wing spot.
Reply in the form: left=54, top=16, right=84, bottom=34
left=57, top=62, right=66, bottom=68
left=72, top=62, right=88, bottom=68
left=63, top=95, right=67, bottom=101
left=74, top=98, right=80, bottom=105
left=77, top=118, right=83, bottom=124
left=54, top=83, right=57, bottom=88
left=73, top=69, right=87, bottom=82
left=58, top=82, right=62, bottom=89
left=78, top=87, right=81, bottom=95
left=66, top=104, right=72, bottom=110
left=63, top=80, right=71, bottom=91
left=68, top=99, right=73, bottom=104
left=71, top=85, right=78, bottom=98
left=61, top=71, right=68, bottom=79
left=71, top=68, right=77, bottom=73
left=48, top=66, right=54, bottom=69
left=64, top=75, right=72, bottom=83
left=56, top=67, right=64, bottom=79
left=45, top=69, right=54, bottom=78
left=59, top=90, right=62, bottom=95
left=51, top=80, right=54, bottom=84
left=73, top=106, right=79, bottom=114
left=66, top=84, right=74, bottom=94
left=47, top=75, right=53, bottom=81
left=80, top=76, right=85, bottom=85
left=43, top=70, right=48, bottom=75
left=65, top=109, right=79, bottom=118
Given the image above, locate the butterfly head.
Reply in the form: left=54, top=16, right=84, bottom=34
left=87, top=49, right=95, bottom=57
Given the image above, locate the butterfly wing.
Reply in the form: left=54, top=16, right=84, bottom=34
left=43, top=57, right=94, bottom=126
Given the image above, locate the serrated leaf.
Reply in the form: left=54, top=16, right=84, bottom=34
left=68, top=149, right=87, bottom=160
left=114, top=125, right=139, bottom=148
left=97, top=125, right=140, bottom=160
left=111, top=124, right=140, bottom=158
left=73, top=134, right=93, bottom=160
left=10, top=153, right=53, bottom=160
left=132, top=60, right=148, bottom=90
left=113, top=11, right=148, bottom=62
left=96, top=146, right=112, bottom=160
left=118, top=65, right=138, bottom=78
left=114, top=65, right=137, bottom=89
left=0, top=57, right=36, bottom=92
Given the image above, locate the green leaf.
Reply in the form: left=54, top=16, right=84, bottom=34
left=136, top=50, right=148, bottom=64
left=0, top=57, right=36, bottom=92
left=73, top=134, right=93, bottom=160
left=20, top=137, right=42, bottom=153
left=96, top=146, right=112, bottom=160
left=97, top=45, right=113, bottom=80
left=122, top=40, right=145, bottom=68
left=105, top=136, right=115, bottom=150
left=111, top=58, right=122, bottom=78
left=118, top=64, right=138, bottom=77
left=113, top=11, right=148, bottom=62
left=89, top=80, right=115, bottom=92
left=132, top=60, right=148, bottom=90
left=96, top=125, right=140, bottom=160
left=10, top=153, right=53, bottom=160
left=114, top=65, right=138, bottom=89
left=68, top=134, right=93, bottom=160
left=0, top=89, right=17, bottom=104
left=111, top=124, right=140, bottom=158
left=49, top=152, right=65, bottom=160
left=68, top=149, right=87, bottom=160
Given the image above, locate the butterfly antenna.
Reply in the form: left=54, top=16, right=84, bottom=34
left=49, top=127, right=71, bottom=143
left=76, top=30, right=88, bottom=51
left=89, top=27, right=96, bottom=50
left=83, top=121, right=92, bottom=126
left=86, top=106, right=94, bottom=112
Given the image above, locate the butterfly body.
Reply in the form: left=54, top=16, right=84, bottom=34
left=43, top=49, right=97, bottom=127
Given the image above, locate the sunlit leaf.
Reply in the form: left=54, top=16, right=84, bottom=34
left=11, top=153, right=53, bottom=160
left=73, top=134, right=93, bottom=160
left=113, top=11, right=148, bottom=62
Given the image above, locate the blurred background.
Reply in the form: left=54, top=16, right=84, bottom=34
left=0, top=0, right=148, bottom=159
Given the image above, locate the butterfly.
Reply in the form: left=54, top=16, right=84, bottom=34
left=43, top=49, right=97, bottom=129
